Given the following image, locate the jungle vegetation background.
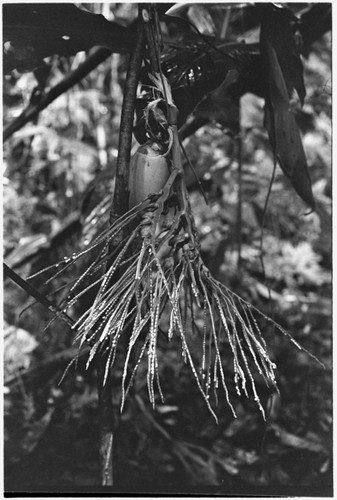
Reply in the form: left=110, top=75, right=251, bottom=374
left=3, top=2, right=332, bottom=494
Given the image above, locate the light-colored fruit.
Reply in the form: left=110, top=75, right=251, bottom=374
left=129, top=142, right=170, bottom=208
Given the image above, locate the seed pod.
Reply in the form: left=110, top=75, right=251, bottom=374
left=129, top=141, right=170, bottom=208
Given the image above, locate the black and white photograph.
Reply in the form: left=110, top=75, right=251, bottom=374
left=3, top=2, right=332, bottom=497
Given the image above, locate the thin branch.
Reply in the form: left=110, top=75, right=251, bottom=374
left=236, top=133, right=242, bottom=269
left=178, top=116, right=209, bottom=141
left=3, top=47, right=112, bottom=142
left=5, top=211, right=81, bottom=270
left=180, top=140, right=208, bottom=205
left=3, top=262, right=75, bottom=329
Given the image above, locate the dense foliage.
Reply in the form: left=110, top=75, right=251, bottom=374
left=3, top=3, right=331, bottom=494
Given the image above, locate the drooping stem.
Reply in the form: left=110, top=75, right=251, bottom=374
left=97, top=10, right=145, bottom=487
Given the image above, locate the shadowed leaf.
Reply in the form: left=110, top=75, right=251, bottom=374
left=3, top=3, right=135, bottom=73
left=258, top=3, right=305, bottom=104
left=263, top=40, right=315, bottom=209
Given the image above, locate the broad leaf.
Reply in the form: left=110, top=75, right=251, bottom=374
left=3, top=3, right=135, bottom=73
left=300, top=3, right=332, bottom=49
left=263, top=39, right=315, bottom=209
left=258, top=3, right=306, bottom=104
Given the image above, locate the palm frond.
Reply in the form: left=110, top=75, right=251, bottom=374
left=28, top=169, right=320, bottom=421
